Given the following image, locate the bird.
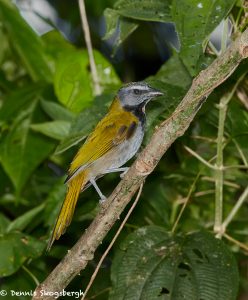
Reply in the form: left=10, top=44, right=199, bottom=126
left=47, top=81, right=163, bottom=250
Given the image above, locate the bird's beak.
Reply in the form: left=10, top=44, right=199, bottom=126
left=148, top=87, right=164, bottom=98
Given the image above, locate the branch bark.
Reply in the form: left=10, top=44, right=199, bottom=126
left=33, top=29, right=248, bottom=300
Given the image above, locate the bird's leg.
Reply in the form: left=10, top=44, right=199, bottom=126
left=103, top=167, right=129, bottom=178
left=89, top=179, right=106, bottom=203
left=120, top=167, right=129, bottom=178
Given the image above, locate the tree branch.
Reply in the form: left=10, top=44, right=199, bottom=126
left=33, top=29, right=248, bottom=300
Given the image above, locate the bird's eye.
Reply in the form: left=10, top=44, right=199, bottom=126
left=133, top=89, right=141, bottom=95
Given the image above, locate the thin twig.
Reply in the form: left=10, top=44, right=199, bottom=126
left=214, top=73, right=247, bottom=235
left=224, top=165, right=248, bottom=170
left=78, top=0, right=101, bottom=95
left=222, top=185, right=248, bottom=230
left=87, top=287, right=111, bottom=300
left=184, top=146, right=217, bottom=170
left=201, top=176, right=240, bottom=189
left=171, top=173, right=200, bottom=233
left=214, top=97, right=227, bottom=234
left=22, top=265, right=40, bottom=286
left=81, top=183, right=144, bottom=300
left=223, top=233, right=248, bottom=253
left=194, top=189, right=215, bottom=197
left=233, top=138, right=248, bottom=166
left=190, top=135, right=216, bottom=143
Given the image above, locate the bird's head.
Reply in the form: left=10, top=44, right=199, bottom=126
left=118, top=82, right=163, bottom=110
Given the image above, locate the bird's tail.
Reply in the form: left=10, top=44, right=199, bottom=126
left=47, top=171, right=88, bottom=251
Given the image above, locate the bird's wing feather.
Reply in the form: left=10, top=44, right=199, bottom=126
left=66, top=109, right=138, bottom=181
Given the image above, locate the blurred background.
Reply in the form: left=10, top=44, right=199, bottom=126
left=14, top=0, right=177, bottom=81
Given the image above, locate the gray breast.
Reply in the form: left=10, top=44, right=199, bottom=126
left=89, top=123, right=144, bottom=177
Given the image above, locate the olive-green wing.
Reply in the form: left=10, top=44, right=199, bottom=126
left=66, top=110, right=138, bottom=181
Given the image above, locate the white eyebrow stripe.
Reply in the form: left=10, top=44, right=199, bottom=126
left=128, top=85, right=149, bottom=91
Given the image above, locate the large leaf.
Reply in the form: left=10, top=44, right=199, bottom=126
left=0, top=213, right=10, bottom=234
left=7, top=204, right=45, bottom=233
left=0, top=83, right=45, bottom=122
left=114, top=0, right=172, bottom=22
left=40, top=100, right=75, bottom=122
left=110, top=227, right=239, bottom=300
left=0, top=101, right=55, bottom=193
left=103, top=9, right=139, bottom=50
left=0, top=0, right=52, bottom=81
left=31, top=121, right=71, bottom=141
left=54, top=49, right=120, bottom=113
left=172, top=0, right=236, bottom=75
left=103, top=0, right=171, bottom=48
left=0, top=231, right=44, bottom=277
left=154, top=53, right=192, bottom=89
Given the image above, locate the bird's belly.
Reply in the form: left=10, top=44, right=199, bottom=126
left=89, top=124, right=144, bottom=177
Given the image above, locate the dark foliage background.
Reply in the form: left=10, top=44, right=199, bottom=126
left=0, top=0, right=248, bottom=299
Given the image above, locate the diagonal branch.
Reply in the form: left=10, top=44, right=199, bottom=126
left=33, top=29, right=248, bottom=300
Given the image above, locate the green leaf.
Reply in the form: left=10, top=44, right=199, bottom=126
left=0, top=83, right=45, bottom=122
left=31, top=121, right=71, bottom=141
left=0, top=213, right=10, bottom=234
left=227, top=101, right=248, bottom=137
left=103, top=9, right=139, bottom=48
left=154, top=53, right=192, bottom=89
left=110, top=227, right=239, bottom=300
left=145, top=79, right=186, bottom=124
left=54, top=49, right=120, bottom=113
left=0, top=232, right=44, bottom=277
left=115, top=17, right=139, bottom=51
left=42, top=30, right=76, bottom=59
left=172, top=0, right=236, bottom=75
left=0, top=0, right=52, bottom=81
left=142, top=55, right=191, bottom=142
left=95, top=50, right=121, bottom=88
left=103, top=8, right=121, bottom=40
left=114, top=0, right=172, bottom=22
left=103, top=0, right=172, bottom=49
left=40, top=100, right=75, bottom=122
left=0, top=101, right=55, bottom=193
left=0, top=25, right=8, bottom=66
left=7, top=204, right=45, bottom=233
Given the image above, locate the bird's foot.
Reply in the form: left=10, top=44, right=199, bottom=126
left=99, top=195, right=107, bottom=204
left=120, top=167, right=129, bottom=178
